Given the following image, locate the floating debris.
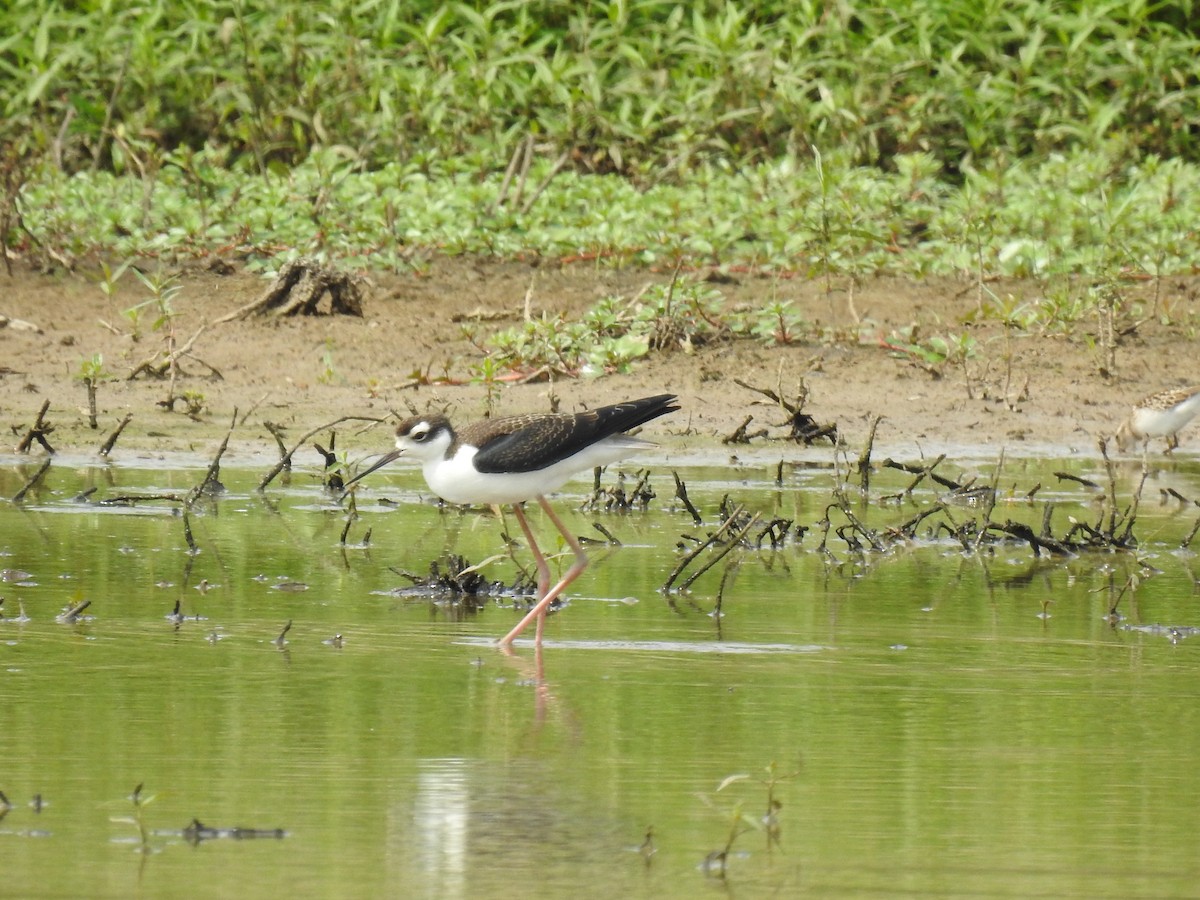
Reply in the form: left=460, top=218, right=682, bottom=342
left=1119, top=623, right=1199, bottom=643
left=271, top=581, right=309, bottom=592
left=385, top=554, right=537, bottom=607
left=177, top=818, right=287, bottom=845
left=584, top=467, right=656, bottom=512
left=55, top=600, right=92, bottom=624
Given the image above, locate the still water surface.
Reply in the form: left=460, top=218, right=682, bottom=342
left=1, top=451, right=1197, bottom=898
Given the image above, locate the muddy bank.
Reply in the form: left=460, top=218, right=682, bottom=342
left=1, top=259, right=1195, bottom=462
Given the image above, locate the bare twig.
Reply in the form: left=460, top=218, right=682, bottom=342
left=260, top=415, right=385, bottom=491
left=12, top=457, right=51, bottom=503
left=673, top=471, right=703, bottom=524
left=98, top=413, right=134, bottom=457
left=519, top=150, right=570, bottom=215
left=857, top=415, right=882, bottom=491
left=15, top=400, right=55, bottom=453
left=680, top=512, right=761, bottom=591
left=662, top=504, right=749, bottom=592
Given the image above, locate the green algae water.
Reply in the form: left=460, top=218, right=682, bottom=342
left=1, top=450, right=1198, bottom=898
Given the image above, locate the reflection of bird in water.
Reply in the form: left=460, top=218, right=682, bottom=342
left=345, top=395, right=678, bottom=646
left=1115, top=386, right=1200, bottom=454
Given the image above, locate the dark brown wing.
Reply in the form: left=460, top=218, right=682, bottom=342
left=466, top=394, right=678, bottom=474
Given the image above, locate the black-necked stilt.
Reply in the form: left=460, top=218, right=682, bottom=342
left=344, top=394, right=679, bottom=645
left=1115, top=386, right=1200, bottom=453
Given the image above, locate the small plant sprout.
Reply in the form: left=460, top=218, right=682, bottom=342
left=318, top=339, right=338, bottom=385
left=751, top=300, right=806, bottom=345
left=97, top=259, right=132, bottom=305
left=179, top=390, right=206, bottom=419
left=110, top=782, right=156, bottom=853
left=123, top=270, right=181, bottom=344
left=704, top=759, right=802, bottom=864
left=76, top=353, right=109, bottom=429
left=470, top=356, right=503, bottom=417
left=699, top=795, right=759, bottom=878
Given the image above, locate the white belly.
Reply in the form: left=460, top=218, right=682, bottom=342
left=1132, top=394, right=1200, bottom=437
left=423, top=438, right=652, bottom=505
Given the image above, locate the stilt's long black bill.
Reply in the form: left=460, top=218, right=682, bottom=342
left=341, top=449, right=404, bottom=494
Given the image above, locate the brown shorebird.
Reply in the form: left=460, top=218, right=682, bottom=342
left=1115, top=386, right=1200, bottom=454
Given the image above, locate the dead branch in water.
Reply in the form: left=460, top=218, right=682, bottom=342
left=11, top=457, right=51, bottom=503
left=881, top=455, right=963, bottom=491
left=673, top=471, right=703, bottom=525
left=987, top=520, right=1073, bottom=557
left=680, top=512, right=761, bottom=591
left=98, top=413, right=133, bottom=457
left=313, top=431, right=344, bottom=491
left=856, top=414, right=882, bottom=491
left=15, top=399, right=55, bottom=453
left=734, top=375, right=837, bottom=444
left=662, top=503, right=749, bottom=592
left=187, top=409, right=237, bottom=506
left=259, top=415, right=385, bottom=491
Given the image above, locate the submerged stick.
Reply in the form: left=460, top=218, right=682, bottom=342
left=988, top=520, right=1072, bottom=557
left=591, top=522, right=622, bottom=545
left=181, top=511, right=197, bottom=553
left=1054, top=471, right=1100, bottom=488
left=1181, top=515, right=1200, bottom=550
left=98, top=413, right=134, bottom=457
left=680, top=512, right=761, bottom=592
left=263, top=422, right=290, bottom=468
left=972, top=448, right=1004, bottom=552
left=12, top=457, right=52, bottom=503
left=662, top=504, right=748, bottom=592
left=856, top=414, right=882, bottom=492
left=673, top=471, right=703, bottom=525
left=15, top=399, right=55, bottom=454
left=882, top=454, right=964, bottom=490
left=189, top=408, right=236, bottom=504
left=259, top=415, right=384, bottom=491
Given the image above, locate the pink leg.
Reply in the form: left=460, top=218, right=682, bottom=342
left=511, top=503, right=551, bottom=599
left=499, top=496, right=590, bottom=647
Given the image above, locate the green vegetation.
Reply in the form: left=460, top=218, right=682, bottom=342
left=2, top=1, right=1196, bottom=175
left=9, top=146, right=1198, bottom=283
left=2, top=1, right=1198, bottom=342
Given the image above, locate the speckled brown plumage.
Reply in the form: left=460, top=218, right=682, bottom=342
left=1115, top=386, right=1200, bottom=453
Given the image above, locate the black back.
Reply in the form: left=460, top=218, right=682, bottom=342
left=466, top=394, right=678, bottom=474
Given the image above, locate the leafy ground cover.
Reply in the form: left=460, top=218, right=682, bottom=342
left=3, top=0, right=1197, bottom=175
left=2, top=2, right=1198, bottom=450
left=2, top=2, right=1196, bottom=288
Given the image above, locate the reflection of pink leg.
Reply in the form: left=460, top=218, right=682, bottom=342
left=498, top=496, right=590, bottom=647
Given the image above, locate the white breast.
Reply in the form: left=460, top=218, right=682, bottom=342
left=423, top=437, right=654, bottom=505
